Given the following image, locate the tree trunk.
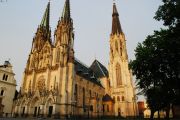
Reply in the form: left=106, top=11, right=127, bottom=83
left=150, top=109, right=154, bottom=120
left=165, top=104, right=170, bottom=120
left=172, top=104, right=175, bottom=118
left=158, top=110, right=160, bottom=119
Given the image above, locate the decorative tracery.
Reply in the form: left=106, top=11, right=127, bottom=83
left=37, top=76, right=45, bottom=92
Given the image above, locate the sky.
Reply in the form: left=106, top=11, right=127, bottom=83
left=0, top=0, right=164, bottom=99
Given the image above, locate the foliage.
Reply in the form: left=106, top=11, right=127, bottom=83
left=130, top=0, right=180, bottom=118
left=155, top=0, right=180, bottom=27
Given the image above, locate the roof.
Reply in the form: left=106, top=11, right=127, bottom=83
left=90, top=60, right=109, bottom=78
left=40, top=2, right=50, bottom=31
left=111, top=3, right=123, bottom=35
left=102, top=94, right=114, bottom=102
left=0, top=61, right=12, bottom=68
left=74, top=58, right=103, bottom=88
left=61, top=0, right=71, bottom=21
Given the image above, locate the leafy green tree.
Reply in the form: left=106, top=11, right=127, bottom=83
left=155, top=0, right=180, bottom=27
left=130, top=0, right=180, bottom=119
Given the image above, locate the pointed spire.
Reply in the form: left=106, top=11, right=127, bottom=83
left=61, top=0, right=71, bottom=21
left=111, top=2, right=123, bottom=35
left=40, top=2, right=50, bottom=30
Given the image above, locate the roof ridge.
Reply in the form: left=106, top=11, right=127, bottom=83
left=95, top=60, right=106, bottom=76
left=75, top=58, right=89, bottom=69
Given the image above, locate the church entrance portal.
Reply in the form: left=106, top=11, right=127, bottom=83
left=22, top=107, right=25, bottom=116
left=48, top=106, right=53, bottom=117
left=118, top=108, right=121, bottom=116
left=33, top=107, right=37, bottom=117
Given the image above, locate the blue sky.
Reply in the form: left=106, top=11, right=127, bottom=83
left=0, top=0, right=163, bottom=99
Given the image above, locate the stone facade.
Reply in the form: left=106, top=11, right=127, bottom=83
left=109, top=3, right=138, bottom=117
left=0, top=61, right=16, bottom=117
left=13, top=0, right=138, bottom=118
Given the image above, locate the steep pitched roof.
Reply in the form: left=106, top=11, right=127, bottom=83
left=111, top=3, right=123, bottom=35
left=40, top=2, right=50, bottom=31
left=74, top=58, right=103, bottom=88
left=61, top=0, right=71, bottom=21
left=90, top=60, right=109, bottom=78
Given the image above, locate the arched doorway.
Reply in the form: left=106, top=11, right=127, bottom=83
left=118, top=108, right=121, bottom=116
left=30, top=97, right=40, bottom=117
left=20, top=100, right=26, bottom=117
left=45, top=98, right=53, bottom=117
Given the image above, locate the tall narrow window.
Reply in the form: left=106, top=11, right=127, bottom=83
left=54, top=76, right=56, bottom=90
left=5, top=75, right=8, bottom=81
left=83, top=87, right=85, bottom=107
left=113, top=96, right=115, bottom=101
left=116, top=63, right=122, bottom=86
left=89, top=90, right=91, bottom=98
left=1, top=90, right=4, bottom=96
left=56, top=48, right=60, bottom=63
left=115, top=41, right=119, bottom=52
left=120, top=47, right=122, bottom=56
left=117, top=96, right=120, bottom=101
left=122, top=96, right=125, bottom=101
left=75, top=84, right=78, bottom=101
left=120, top=41, right=123, bottom=56
left=2, top=74, right=5, bottom=80
left=107, top=105, right=109, bottom=112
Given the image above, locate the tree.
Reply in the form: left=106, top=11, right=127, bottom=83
left=154, top=0, right=180, bottom=110
left=130, top=0, right=180, bottom=119
left=155, top=0, right=180, bottom=27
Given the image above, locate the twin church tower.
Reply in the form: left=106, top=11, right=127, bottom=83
left=13, top=0, right=138, bottom=118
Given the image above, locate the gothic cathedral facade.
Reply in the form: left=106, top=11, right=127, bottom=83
left=13, top=0, right=138, bottom=118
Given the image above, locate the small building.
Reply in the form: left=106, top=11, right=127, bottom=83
left=137, top=101, right=145, bottom=117
left=0, top=61, right=16, bottom=117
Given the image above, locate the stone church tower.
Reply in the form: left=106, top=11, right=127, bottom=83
left=109, top=3, right=138, bottom=117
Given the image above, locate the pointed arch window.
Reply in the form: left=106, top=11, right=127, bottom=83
left=2, top=74, right=5, bottom=80
left=113, top=96, right=115, bottom=102
left=120, top=41, right=123, bottom=56
left=74, top=84, right=78, bottom=101
left=0, top=90, right=4, bottom=96
left=83, top=87, right=85, bottom=107
left=89, top=90, right=91, bottom=98
left=122, top=96, right=125, bottom=101
left=115, top=41, right=119, bottom=52
left=120, top=47, right=122, bottom=56
left=28, top=80, right=32, bottom=92
left=117, top=96, right=120, bottom=101
left=56, top=48, right=60, bottom=63
left=116, top=63, right=122, bottom=86
left=107, top=105, right=109, bottom=112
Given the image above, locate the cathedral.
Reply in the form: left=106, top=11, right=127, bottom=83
left=13, top=0, right=138, bottom=118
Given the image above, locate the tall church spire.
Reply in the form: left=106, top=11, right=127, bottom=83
left=54, top=0, right=74, bottom=63
left=111, top=2, right=123, bottom=35
left=40, top=2, right=50, bottom=30
left=61, top=0, right=71, bottom=21
left=31, top=2, right=51, bottom=52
